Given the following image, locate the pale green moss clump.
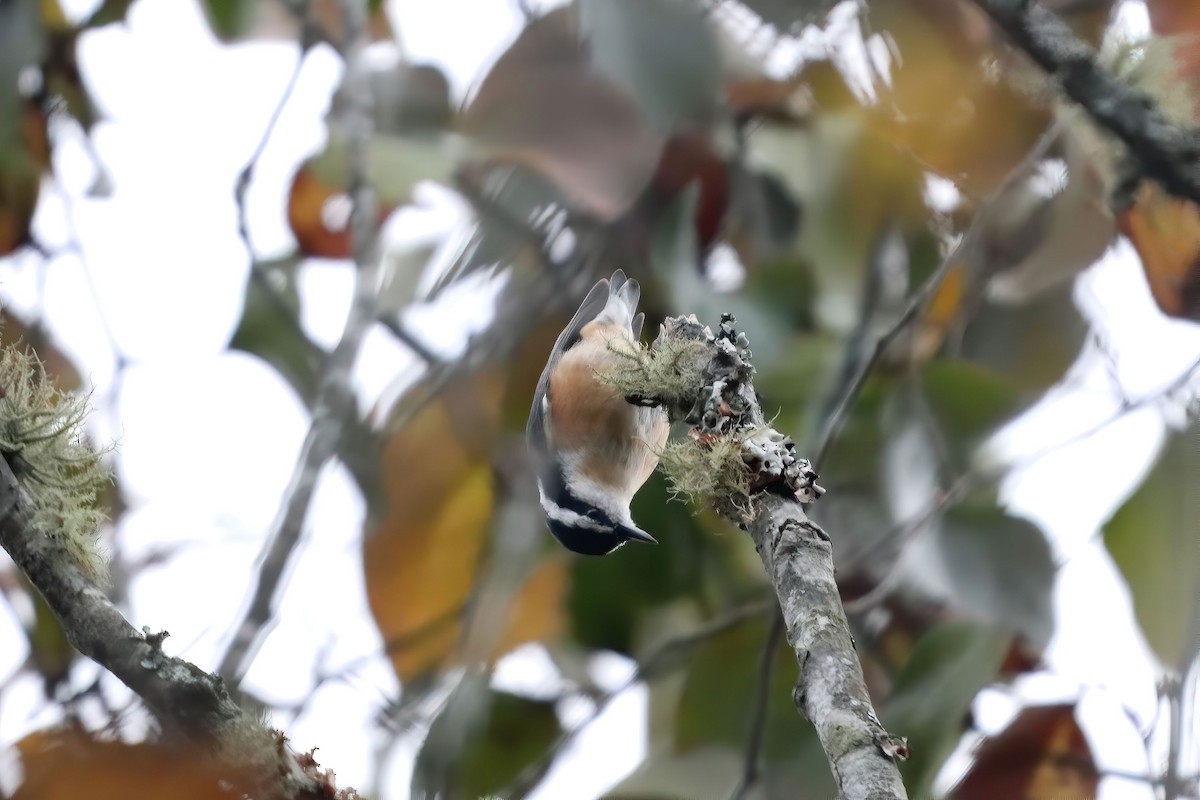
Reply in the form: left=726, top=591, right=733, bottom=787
left=659, top=432, right=754, bottom=522
left=0, top=344, right=111, bottom=580
left=596, top=336, right=709, bottom=411
left=1108, top=37, right=1196, bottom=128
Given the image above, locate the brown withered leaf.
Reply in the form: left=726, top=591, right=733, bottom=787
left=951, top=704, right=1099, bottom=800
left=1118, top=181, right=1200, bottom=321
left=461, top=9, right=662, bottom=223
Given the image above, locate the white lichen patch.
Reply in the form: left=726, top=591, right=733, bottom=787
left=0, top=344, right=112, bottom=580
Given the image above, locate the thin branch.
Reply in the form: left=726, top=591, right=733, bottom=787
left=232, top=26, right=322, bottom=357
left=644, top=315, right=908, bottom=799
left=234, top=40, right=310, bottom=250
left=813, top=122, right=1061, bottom=470
left=732, top=226, right=904, bottom=796
left=728, top=612, right=783, bottom=800
left=217, top=0, right=380, bottom=688
left=843, top=350, right=1200, bottom=613
left=972, top=0, right=1200, bottom=205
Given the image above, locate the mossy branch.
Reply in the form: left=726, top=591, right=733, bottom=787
left=0, top=345, right=111, bottom=580
left=602, top=313, right=909, bottom=800
left=0, top=339, right=361, bottom=797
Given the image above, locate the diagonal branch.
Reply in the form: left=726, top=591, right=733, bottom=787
left=0, top=453, right=355, bottom=795
left=0, top=459, right=240, bottom=743
left=972, top=0, right=1200, bottom=204
left=217, top=0, right=381, bottom=688
left=638, top=314, right=909, bottom=799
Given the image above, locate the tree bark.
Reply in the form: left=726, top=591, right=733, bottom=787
left=648, top=314, right=909, bottom=799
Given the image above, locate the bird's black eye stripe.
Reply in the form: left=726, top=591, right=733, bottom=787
left=553, top=470, right=620, bottom=529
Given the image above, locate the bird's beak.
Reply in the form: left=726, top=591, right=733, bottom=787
left=620, top=524, right=658, bottom=545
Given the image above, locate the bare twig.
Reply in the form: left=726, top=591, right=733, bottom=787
left=217, top=0, right=381, bottom=688
left=814, top=123, right=1062, bottom=470
left=231, top=22, right=323, bottom=358
left=728, top=611, right=783, bottom=800
left=972, top=0, right=1200, bottom=204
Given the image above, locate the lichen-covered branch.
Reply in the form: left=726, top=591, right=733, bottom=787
left=0, top=452, right=355, bottom=798
left=625, top=314, right=909, bottom=800
left=972, top=0, right=1200, bottom=205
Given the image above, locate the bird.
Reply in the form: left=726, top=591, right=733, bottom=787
left=527, top=270, right=670, bottom=555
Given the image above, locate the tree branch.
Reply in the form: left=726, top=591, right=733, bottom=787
left=643, top=314, right=909, bottom=799
left=971, top=0, right=1200, bottom=205
left=0, top=459, right=240, bottom=742
left=0, top=454, right=356, bottom=796
left=217, top=0, right=381, bottom=688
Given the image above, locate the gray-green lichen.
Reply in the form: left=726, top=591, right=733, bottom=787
left=596, top=335, right=709, bottom=414
left=0, top=344, right=111, bottom=580
left=659, top=432, right=755, bottom=523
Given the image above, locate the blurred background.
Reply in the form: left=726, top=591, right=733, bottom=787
left=0, top=0, right=1198, bottom=797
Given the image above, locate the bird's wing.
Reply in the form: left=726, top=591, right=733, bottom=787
left=526, top=276, right=612, bottom=451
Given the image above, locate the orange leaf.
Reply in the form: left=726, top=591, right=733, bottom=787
left=497, top=555, right=568, bottom=657
left=17, top=730, right=246, bottom=800
left=1118, top=182, right=1200, bottom=321
left=287, top=164, right=396, bottom=259
left=363, top=374, right=565, bottom=682
left=288, top=167, right=355, bottom=259
left=951, top=704, right=1098, bottom=800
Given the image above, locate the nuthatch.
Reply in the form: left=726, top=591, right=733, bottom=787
left=527, top=270, right=669, bottom=555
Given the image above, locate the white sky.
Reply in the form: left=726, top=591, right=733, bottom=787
left=0, top=0, right=1196, bottom=798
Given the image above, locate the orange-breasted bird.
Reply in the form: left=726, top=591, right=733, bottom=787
left=527, top=270, right=669, bottom=555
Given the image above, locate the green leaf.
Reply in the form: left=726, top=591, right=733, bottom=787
left=229, top=258, right=326, bottom=408
left=85, top=0, right=137, bottom=27
left=199, top=0, right=251, bottom=40
left=648, top=185, right=790, bottom=370
left=307, top=128, right=461, bottom=208
left=920, top=360, right=1022, bottom=469
left=1103, top=422, right=1200, bottom=671
left=674, top=618, right=825, bottom=768
left=415, top=683, right=561, bottom=799
left=936, top=504, right=1056, bottom=651
left=578, top=0, right=720, bottom=135
left=885, top=621, right=1012, bottom=798
left=457, top=692, right=560, bottom=798
left=959, top=282, right=1087, bottom=393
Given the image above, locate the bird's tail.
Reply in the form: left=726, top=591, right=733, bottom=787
left=592, top=269, right=641, bottom=332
